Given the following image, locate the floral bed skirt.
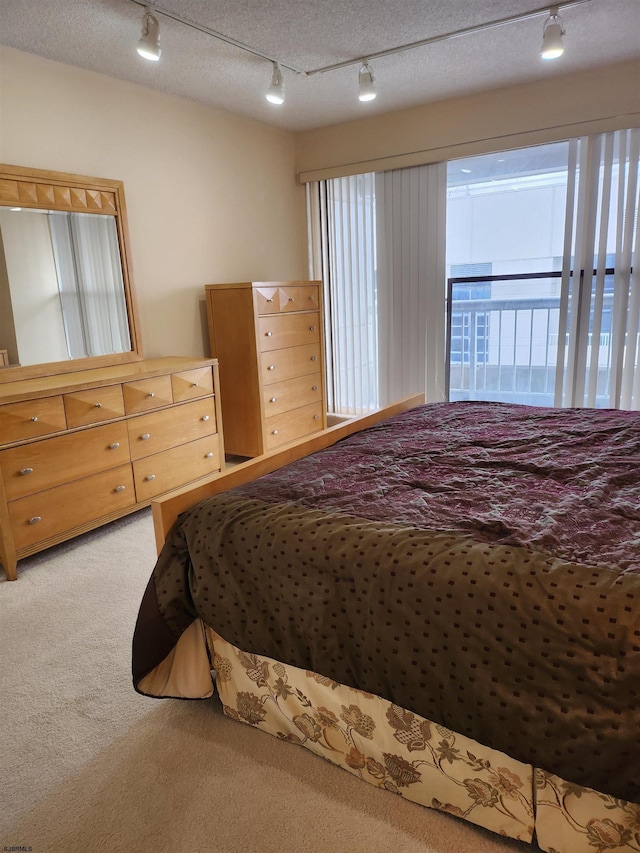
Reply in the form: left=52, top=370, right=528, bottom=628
left=204, top=625, right=640, bottom=853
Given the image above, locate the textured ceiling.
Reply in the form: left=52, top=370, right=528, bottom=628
left=1, top=0, right=639, bottom=132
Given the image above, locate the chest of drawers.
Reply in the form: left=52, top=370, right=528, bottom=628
left=205, top=282, right=327, bottom=457
left=0, top=357, right=224, bottom=580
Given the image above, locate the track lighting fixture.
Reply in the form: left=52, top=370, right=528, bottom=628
left=358, top=63, right=376, bottom=102
left=266, top=63, right=285, bottom=105
left=137, top=6, right=161, bottom=62
left=540, top=7, right=565, bottom=60
left=130, top=0, right=585, bottom=99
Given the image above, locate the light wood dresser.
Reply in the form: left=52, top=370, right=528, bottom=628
left=0, top=356, right=224, bottom=581
left=205, top=281, right=327, bottom=457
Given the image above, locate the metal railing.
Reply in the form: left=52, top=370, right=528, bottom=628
left=446, top=269, right=615, bottom=406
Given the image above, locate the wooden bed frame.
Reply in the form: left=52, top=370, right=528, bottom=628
left=145, top=392, right=640, bottom=853
left=151, top=394, right=425, bottom=551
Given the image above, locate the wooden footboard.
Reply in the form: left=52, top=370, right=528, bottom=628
left=151, top=393, right=425, bottom=552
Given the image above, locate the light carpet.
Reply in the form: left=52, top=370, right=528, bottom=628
left=0, top=509, right=540, bottom=853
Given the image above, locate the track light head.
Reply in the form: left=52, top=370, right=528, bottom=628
left=266, top=62, right=285, bottom=105
left=137, top=8, right=161, bottom=62
left=358, top=62, right=376, bottom=102
left=540, top=7, right=565, bottom=60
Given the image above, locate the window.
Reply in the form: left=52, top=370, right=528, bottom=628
left=308, top=128, right=639, bottom=412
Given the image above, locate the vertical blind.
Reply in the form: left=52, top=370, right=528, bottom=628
left=307, top=164, right=446, bottom=414
left=307, top=176, right=378, bottom=414
left=556, top=128, right=640, bottom=409
left=49, top=212, right=131, bottom=358
left=375, top=164, right=447, bottom=406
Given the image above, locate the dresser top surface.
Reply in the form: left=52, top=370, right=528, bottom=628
left=205, top=281, right=321, bottom=291
left=0, top=357, right=217, bottom=404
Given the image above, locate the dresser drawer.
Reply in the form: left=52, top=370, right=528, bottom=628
left=264, top=401, right=325, bottom=451
left=259, top=342, right=322, bottom=385
left=258, top=312, right=320, bottom=353
left=0, top=422, right=130, bottom=501
left=64, top=384, right=125, bottom=428
left=128, top=398, right=217, bottom=461
left=123, top=375, right=173, bottom=414
left=255, top=285, right=280, bottom=315
left=171, top=367, right=214, bottom=403
left=263, top=373, right=323, bottom=418
left=9, top=464, right=135, bottom=551
left=277, top=284, right=319, bottom=313
left=132, top=435, right=222, bottom=501
left=0, top=396, right=66, bottom=445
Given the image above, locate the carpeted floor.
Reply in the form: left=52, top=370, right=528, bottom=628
left=0, top=509, right=540, bottom=853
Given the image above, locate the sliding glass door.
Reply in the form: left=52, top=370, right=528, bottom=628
left=446, top=130, right=639, bottom=409
left=308, top=127, right=639, bottom=414
left=446, top=142, right=570, bottom=405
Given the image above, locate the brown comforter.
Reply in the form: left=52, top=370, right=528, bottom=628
left=133, top=401, right=640, bottom=801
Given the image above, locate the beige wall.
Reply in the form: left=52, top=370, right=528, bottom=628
left=4, top=48, right=638, bottom=360
left=296, top=59, right=640, bottom=181
left=0, top=47, right=307, bottom=359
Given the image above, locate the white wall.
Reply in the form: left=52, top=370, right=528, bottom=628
left=0, top=47, right=308, bottom=359
left=447, top=183, right=568, bottom=272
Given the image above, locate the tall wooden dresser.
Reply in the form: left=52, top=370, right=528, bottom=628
left=205, top=281, right=327, bottom=457
left=0, top=357, right=224, bottom=581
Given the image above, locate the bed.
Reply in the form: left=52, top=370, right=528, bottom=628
left=132, top=397, right=640, bottom=853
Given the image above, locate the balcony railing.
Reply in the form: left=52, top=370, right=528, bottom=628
left=446, top=270, right=615, bottom=406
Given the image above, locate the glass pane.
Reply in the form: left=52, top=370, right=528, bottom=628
left=446, top=142, right=570, bottom=404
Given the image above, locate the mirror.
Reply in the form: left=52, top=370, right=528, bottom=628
left=0, top=165, right=142, bottom=383
left=0, top=208, right=131, bottom=367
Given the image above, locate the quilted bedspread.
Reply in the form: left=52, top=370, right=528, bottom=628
left=133, top=401, right=640, bottom=800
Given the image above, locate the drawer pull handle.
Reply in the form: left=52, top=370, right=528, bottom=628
left=115, top=485, right=126, bottom=493
left=272, top=429, right=279, bottom=435
left=309, top=325, right=316, bottom=331
left=29, top=516, right=42, bottom=525
left=270, top=397, right=277, bottom=403
left=312, top=385, right=318, bottom=391
left=265, top=331, right=273, bottom=337
left=145, top=474, right=156, bottom=481
left=20, top=467, right=34, bottom=475
left=288, top=297, right=295, bottom=302
left=314, top=414, right=320, bottom=420
left=311, top=356, right=317, bottom=361
left=141, top=433, right=151, bottom=441
left=95, top=402, right=102, bottom=408
left=148, top=392, right=155, bottom=398
left=30, top=416, right=39, bottom=423
left=205, top=452, right=214, bottom=458
left=267, top=298, right=274, bottom=303
left=109, top=442, right=120, bottom=450
left=202, top=415, right=210, bottom=422
left=268, top=365, right=275, bottom=370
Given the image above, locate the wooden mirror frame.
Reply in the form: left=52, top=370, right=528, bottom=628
left=0, top=163, right=143, bottom=384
